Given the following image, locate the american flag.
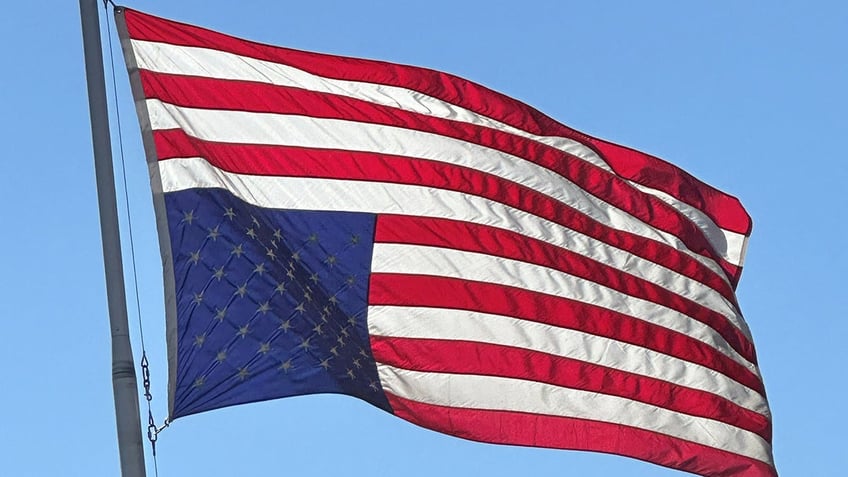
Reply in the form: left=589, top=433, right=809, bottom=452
left=117, top=8, right=775, bottom=477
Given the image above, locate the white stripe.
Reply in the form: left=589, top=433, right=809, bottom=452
left=146, top=98, right=733, bottom=287
left=131, top=40, right=612, bottom=170
left=368, top=306, right=768, bottom=414
left=377, top=365, right=772, bottom=463
left=156, top=156, right=754, bottom=346
left=132, top=39, right=745, bottom=268
left=627, top=181, right=748, bottom=265
left=371, top=244, right=755, bottom=373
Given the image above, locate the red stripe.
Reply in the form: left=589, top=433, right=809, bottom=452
left=585, top=138, right=753, bottom=238
left=385, top=393, right=776, bottom=477
left=139, top=70, right=741, bottom=283
left=152, top=127, right=739, bottom=312
left=371, top=337, right=770, bottom=441
left=375, top=215, right=753, bottom=365
left=368, top=274, right=764, bottom=396
left=123, top=8, right=752, bottom=241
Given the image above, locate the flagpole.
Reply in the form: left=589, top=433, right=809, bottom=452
left=79, top=1, right=147, bottom=476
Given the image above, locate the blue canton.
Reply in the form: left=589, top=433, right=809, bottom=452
left=165, top=188, right=390, bottom=417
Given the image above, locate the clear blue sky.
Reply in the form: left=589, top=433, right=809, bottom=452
left=1, top=1, right=845, bottom=475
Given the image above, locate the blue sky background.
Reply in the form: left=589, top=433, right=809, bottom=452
left=1, top=1, right=845, bottom=475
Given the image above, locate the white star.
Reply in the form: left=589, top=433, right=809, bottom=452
left=224, top=208, right=236, bottom=220
left=237, top=367, right=250, bottom=381
left=258, top=342, right=271, bottom=355
left=207, top=225, right=221, bottom=240
left=310, top=273, right=320, bottom=284
left=216, top=350, right=227, bottom=363
left=257, top=302, right=271, bottom=314
left=193, top=376, right=206, bottom=388
left=273, top=229, right=283, bottom=241
left=291, top=251, right=301, bottom=261
left=330, top=346, right=339, bottom=357
left=234, top=283, right=248, bottom=298
left=214, top=307, right=227, bottom=322
left=312, top=323, right=324, bottom=335
left=274, top=281, right=287, bottom=294
left=212, top=266, right=226, bottom=281
left=350, top=234, right=360, bottom=245
left=251, top=215, right=260, bottom=228
left=346, top=369, right=355, bottom=379
left=253, top=262, right=266, bottom=275
left=192, top=292, right=203, bottom=304
left=189, top=250, right=201, bottom=265
left=325, top=255, right=337, bottom=267
left=181, top=210, right=196, bottom=225
left=231, top=244, right=244, bottom=258
left=319, top=358, right=331, bottom=370
left=308, top=233, right=319, bottom=243
left=237, top=324, right=250, bottom=338
left=294, top=302, right=306, bottom=314
left=278, top=359, right=294, bottom=373
left=246, top=227, right=257, bottom=239
left=298, top=337, right=312, bottom=350
left=266, top=248, right=277, bottom=260
left=369, top=380, right=379, bottom=391
left=352, top=358, right=362, bottom=369
left=194, top=334, right=206, bottom=347
left=279, top=319, right=292, bottom=332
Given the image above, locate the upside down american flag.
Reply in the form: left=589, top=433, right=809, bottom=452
left=116, top=7, right=775, bottom=476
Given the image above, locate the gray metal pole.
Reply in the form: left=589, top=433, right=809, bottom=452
left=78, top=1, right=147, bottom=476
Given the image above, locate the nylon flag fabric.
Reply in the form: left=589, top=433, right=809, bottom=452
left=117, top=7, right=775, bottom=477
